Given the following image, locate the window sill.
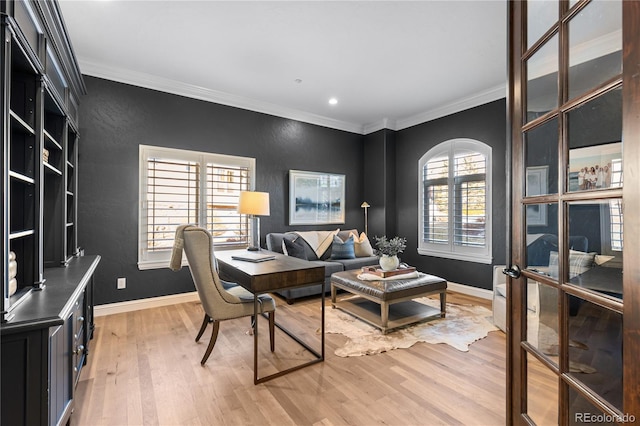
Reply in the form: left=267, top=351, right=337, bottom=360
left=138, top=259, right=187, bottom=271
left=417, top=248, right=492, bottom=264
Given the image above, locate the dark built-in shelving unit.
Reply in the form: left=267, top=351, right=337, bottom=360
left=1, top=1, right=100, bottom=425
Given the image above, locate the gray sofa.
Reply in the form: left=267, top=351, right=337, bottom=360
left=265, top=229, right=379, bottom=303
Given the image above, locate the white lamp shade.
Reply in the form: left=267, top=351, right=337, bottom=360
left=237, top=191, right=270, bottom=216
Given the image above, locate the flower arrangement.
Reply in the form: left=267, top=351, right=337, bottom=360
left=373, top=235, right=407, bottom=257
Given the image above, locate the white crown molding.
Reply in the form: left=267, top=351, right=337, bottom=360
left=78, top=59, right=365, bottom=135
left=393, top=84, right=507, bottom=132
left=80, top=59, right=506, bottom=136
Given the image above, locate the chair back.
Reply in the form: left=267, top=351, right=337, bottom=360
left=180, top=226, right=243, bottom=319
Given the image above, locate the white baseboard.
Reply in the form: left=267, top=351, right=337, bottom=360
left=447, top=282, right=493, bottom=300
left=94, top=291, right=200, bottom=317
left=94, top=282, right=492, bottom=317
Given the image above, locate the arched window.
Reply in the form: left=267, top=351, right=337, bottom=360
left=418, top=139, right=492, bottom=264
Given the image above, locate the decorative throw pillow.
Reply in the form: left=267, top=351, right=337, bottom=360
left=548, top=250, right=596, bottom=279
left=594, top=254, right=615, bottom=266
left=330, top=234, right=356, bottom=259
left=282, top=238, right=308, bottom=260
left=350, top=232, right=374, bottom=257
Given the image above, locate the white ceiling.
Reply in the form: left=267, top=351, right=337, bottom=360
left=58, top=0, right=507, bottom=134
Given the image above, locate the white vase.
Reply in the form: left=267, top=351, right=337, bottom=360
left=379, top=254, right=400, bottom=271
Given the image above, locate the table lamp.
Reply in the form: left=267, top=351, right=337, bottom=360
left=238, top=191, right=270, bottom=251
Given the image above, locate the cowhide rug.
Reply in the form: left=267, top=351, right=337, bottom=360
left=324, top=297, right=498, bottom=357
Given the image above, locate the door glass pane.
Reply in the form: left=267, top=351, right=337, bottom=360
left=526, top=204, right=558, bottom=268
left=567, top=201, right=623, bottom=300
left=527, top=352, right=558, bottom=425
left=526, top=34, right=559, bottom=123
left=568, top=297, right=623, bottom=411
left=525, top=118, right=558, bottom=195
left=528, top=282, right=559, bottom=365
left=568, top=88, right=622, bottom=192
left=569, top=388, right=618, bottom=425
left=527, top=0, right=557, bottom=49
left=568, top=0, right=622, bottom=100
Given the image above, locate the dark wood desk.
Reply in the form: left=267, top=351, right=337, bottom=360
left=215, top=249, right=325, bottom=384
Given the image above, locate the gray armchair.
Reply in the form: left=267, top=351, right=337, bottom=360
left=170, top=225, right=276, bottom=365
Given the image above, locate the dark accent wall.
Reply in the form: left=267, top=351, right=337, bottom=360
left=394, top=99, right=508, bottom=291
left=78, top=76, right=365, bottom=305
left=363, top=129, right=396, bottom=238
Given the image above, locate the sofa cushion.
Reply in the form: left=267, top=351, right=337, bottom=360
left=266, top=233, right=296, bottom=254
left=330, top=234, right=356, bottom=259
left=350, top=231, right=374, bottom=257
left=283, top=238, right=308, bottom=260
left=333, top=256, right=379, bottom=271
left=312, top=260, right=345, bottom=275
left=337, top=229, right=358, bottom=241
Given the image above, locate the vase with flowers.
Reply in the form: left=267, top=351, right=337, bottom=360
left=373, top=235, right=407, bottom=271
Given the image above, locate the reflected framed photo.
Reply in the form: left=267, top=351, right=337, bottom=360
left=568, top=142, right=622, bottom=191
left=289, top=170, right=345, bottom=225
left=526, top=166, right=548, bottom=226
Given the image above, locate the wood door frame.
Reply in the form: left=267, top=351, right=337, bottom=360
left=507, top=0, right=639, bottom=423
left=622, top=0, right=640, bottom=417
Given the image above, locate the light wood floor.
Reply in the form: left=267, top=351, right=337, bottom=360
left=72, top=292, right=506, bottom=426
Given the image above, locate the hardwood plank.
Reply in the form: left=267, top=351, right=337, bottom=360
left=72, top=291, right=506, bottom=425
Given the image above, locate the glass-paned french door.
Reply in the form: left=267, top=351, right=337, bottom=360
left=507, top=0, right=639, bottom=424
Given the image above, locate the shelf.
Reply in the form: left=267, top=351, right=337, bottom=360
left=9, top=229, right=35, bottom=240
left=66, top=222, right=74, bottom=227
left=44, top=161, right=63, bottom=176
left=9, top=110, right=36, bottom=135
left=9, top=170, right=35, bottom=185
left=66, top=191, right=74, bottom=197
left=66, top=161, right=74, bottom=169
left=44, top=130, right=63, bottom=151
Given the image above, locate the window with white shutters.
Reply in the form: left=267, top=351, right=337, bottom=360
left=139, top=145, right=255, bottom=270
left=418, top=139, right=492, bottom=264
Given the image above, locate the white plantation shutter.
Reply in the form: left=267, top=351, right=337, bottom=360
left=453, top=150, right=486, bottom=248
left=206, top=163, right=250, bottom=246
left=146, top=158, right=199, bottom=252
left=418, top=139, right=492, bottom=264
left=139, top=145, right=255, bottom=269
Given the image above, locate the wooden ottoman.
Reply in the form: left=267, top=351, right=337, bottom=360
left=331, top=269, right=447, bottom=334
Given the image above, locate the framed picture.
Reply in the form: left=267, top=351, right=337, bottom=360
left=568, top=142, right=622, bottom=191
left=289, top=170, right=345, bottom=225
left=526, top=166, right=548, bottom=226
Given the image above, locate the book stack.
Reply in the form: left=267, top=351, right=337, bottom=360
left=360, top=265, right=417, bottom=278
left=43, top=148, right=50, bottom=164
left=8, top=251, right=17, bottom=296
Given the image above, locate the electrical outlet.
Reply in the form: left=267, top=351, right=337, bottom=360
left=117, top=277, right=126, bottom=289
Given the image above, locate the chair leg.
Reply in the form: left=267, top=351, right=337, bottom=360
left=195, top=314, right=211, bottom=342
left=201, top=320, right=220, bottom=365
left=269, top=311, right=275, bottom=352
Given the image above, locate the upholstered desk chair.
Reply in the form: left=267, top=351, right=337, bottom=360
left=170, top=225, right=276, bottom=365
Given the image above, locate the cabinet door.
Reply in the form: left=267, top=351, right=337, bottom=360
left=49, top=320, right=73, bottom=426
left=1, top=329, right=47, bottom=425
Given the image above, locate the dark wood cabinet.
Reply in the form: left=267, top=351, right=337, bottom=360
left=1, top=1, right=97, bottom=425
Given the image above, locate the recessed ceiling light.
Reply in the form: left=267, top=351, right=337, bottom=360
left=329, top=98, right=338, bottom=105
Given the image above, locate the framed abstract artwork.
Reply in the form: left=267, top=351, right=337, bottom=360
left=289, top=170, right=345, bottom=225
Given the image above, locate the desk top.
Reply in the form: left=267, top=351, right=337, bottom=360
left=569, top=265, right=623, bottom=299
left=215, top=249, right=325, bottom=294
